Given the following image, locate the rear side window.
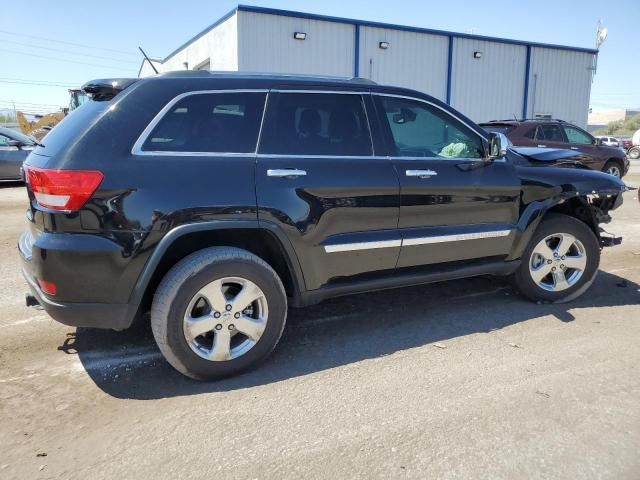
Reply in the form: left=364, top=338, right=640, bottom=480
left=141, top=92, right=266, bottom=153
left=538, top=124, right=565, bottom=142
left=524, top=128, right=537, bottom=139
left=259, top=93, right=372, bottom=156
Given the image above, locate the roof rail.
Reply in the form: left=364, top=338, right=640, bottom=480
left=350, top=77, right=377, bottom=84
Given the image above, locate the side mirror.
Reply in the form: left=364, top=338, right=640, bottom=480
left=487, top=132, right=509, bottom=159
left=594, top=137, right=602, bottom=146
left=7, top=139, right=22, bottom=148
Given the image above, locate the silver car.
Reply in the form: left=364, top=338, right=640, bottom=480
left=0, top=127, right=36, bottom=181
left=596, top=135, right=620, bottom=148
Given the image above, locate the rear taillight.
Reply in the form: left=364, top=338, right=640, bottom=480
left=24, top=166, right=103, bottom=211
left=37, top=279, right=57, bottom=296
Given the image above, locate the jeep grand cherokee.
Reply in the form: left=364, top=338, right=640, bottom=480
left=20, top=72, right=625, bottom=380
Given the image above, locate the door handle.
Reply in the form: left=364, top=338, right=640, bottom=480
left=537, top=144, right=547, bottom=148
left=570, top=147, right=579, bottom=150
left=267, top=168, right=307, bottom=178
left=406, top=169, right=437, bottom=178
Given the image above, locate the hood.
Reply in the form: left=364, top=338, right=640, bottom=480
left=509, top=147, right=588, bottom=164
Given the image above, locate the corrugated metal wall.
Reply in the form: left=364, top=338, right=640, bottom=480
left=450, top=39, right=527, bottom=123
left=150, top=9, right=596, bottom=129
left=162, top=14, right=238, bottom=72
left=527, top=48, right=594, bottom=127
left=358, top=27, right=448, bottom=101
left=237, top=11, right=354, bottom=76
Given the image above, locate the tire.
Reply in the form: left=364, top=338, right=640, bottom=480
left=512, top=214, right=600, bottom=303
left=628, top=147, right=640, bottom=160
left=603, top=161, right=622, bottom=178
left=151, top=247, right=287, bottom=381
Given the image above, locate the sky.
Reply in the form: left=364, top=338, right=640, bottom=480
left=1, top=0, right=638, bottom=116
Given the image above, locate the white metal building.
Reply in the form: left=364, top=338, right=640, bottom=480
left=139, top=5, right=598, bottom=127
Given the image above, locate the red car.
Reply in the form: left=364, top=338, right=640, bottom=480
left=481, top=119, right=629, bottom=178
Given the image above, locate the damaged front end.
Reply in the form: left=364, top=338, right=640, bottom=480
left=583, top=190, right=625, bottom=247
left=515, top=163, right=631, bottom=256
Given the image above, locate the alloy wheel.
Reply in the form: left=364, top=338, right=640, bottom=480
left=183, top=277, right=268, bottom=361
left=529, top=233, right=587, bottom=292
left=606, top=165, right=621, bottom=178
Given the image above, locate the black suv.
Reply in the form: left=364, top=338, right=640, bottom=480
left=480, top=119, right=630, bottom=178
left=20, top=72, right=625, bottom=380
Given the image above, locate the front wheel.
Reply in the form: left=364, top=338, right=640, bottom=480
left=513, top=214, right=600, bottom=303
left=628, top=147, right=640, bottom=160
left=603, top=161, right=622, bottom=178
left=151, top=247, right=287, bottom=381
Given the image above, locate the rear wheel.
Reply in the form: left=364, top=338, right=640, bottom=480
left=513, top=214, right=600, bottom=303
left=628, top=147, right=640, bottom=160
left=151, top=247, right=287, bottom=380
left=603, top=161, right=622, bottom=178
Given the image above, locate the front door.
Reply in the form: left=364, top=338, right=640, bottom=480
left=256, top=90, right=400, bottom=290
left=372, top=94, right=521, bottom=268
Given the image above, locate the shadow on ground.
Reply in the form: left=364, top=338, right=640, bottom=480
left=60, top=271, right=639, bottom=400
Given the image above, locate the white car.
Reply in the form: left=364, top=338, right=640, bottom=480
left=596, top=136, right=620, bottom=147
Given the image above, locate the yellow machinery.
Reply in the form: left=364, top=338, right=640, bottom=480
left=17, top=89, right=88, bottom=141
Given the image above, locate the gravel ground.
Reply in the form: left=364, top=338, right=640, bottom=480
left=0, top=165, right=639, bottom=480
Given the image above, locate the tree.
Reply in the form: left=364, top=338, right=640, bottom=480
left=593, top=113, right=640, bottom=137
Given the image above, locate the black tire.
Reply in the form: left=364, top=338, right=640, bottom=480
left=151, top=247, right=287, bottom=381
left=603, top=160, right=622, bottom=178
left=513, top=214, right=600, bottom=303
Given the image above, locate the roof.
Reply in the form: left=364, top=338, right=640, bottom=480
left=161, top=4, right=599, bottom=63
left=146, top=70, right=378, bottom=87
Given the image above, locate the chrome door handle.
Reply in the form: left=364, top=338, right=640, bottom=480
left=267, top=169, right=307, bottom=178
left=406, top=169, right=437, bottom=178
left=537, top=144, right=547, bottom=148
left=570, top=147, right=579, bottom=150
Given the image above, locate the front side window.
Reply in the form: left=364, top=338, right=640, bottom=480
left=563, top=126, right=593, bottom=145
left=259, top=93, right=372, bottom=156
left=377, top=97, right=482, bottom=159
left=0, top=134, right=9, bottom=146
left=141, top=92, right=266, bottom=153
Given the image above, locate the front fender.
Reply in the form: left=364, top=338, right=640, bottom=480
left=506, top=165, right=626, bottom=261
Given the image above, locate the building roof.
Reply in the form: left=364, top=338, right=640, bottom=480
left=161, top=4, right=599, bottom=63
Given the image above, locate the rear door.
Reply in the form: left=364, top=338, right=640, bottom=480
left=372, top=93, right=520, bottom=269
left=533, top=123, right=567, bottom=149
left=256, top=90, right=400, bottom=291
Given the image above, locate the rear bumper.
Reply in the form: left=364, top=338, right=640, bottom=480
left=21, top=267, right=131, bottom=329
left=19, top=230, right=134, bottom=330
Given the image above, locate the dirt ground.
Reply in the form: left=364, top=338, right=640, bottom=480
left=1, top=165, right=639, bottom=480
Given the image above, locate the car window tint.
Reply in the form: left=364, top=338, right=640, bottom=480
left=523, top=128, right=536, bottom=139
left=260, top=93, right=372, bottom=156
left=0, top=134, right=9, bottom=146
left=378, top=97, right=482, bottom=158
left=142, top=92, right=266, bottom=153
left=563, top=126, right=593, bottom=145
left=540, top=124, right=565, bottom=142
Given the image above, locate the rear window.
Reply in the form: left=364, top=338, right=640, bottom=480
left=141, top=92, right=266, bottom=153
left=36, top=100, right=111, bottom=156
left=481, top=125, right=514, bottom=135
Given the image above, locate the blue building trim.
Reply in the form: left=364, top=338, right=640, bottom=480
left=354, top=24, right=360, bottom=77
left=237, top=5, right=598, bottom=55
left=522, top=45, right=532, bottom=118
left=446, top=36, right=453, bottom=105
left=158, top=4, right=598, bottom=65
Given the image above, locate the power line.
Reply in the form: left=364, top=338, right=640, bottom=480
left=0, top=29, right=140, bottom=57
left=0, top=99, right=61, bottom=107
left=0, top=79, right=77, bottom=88
left=1, top=39, right=140, bottom=65
left=0, top=48, right=134, bottom=72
